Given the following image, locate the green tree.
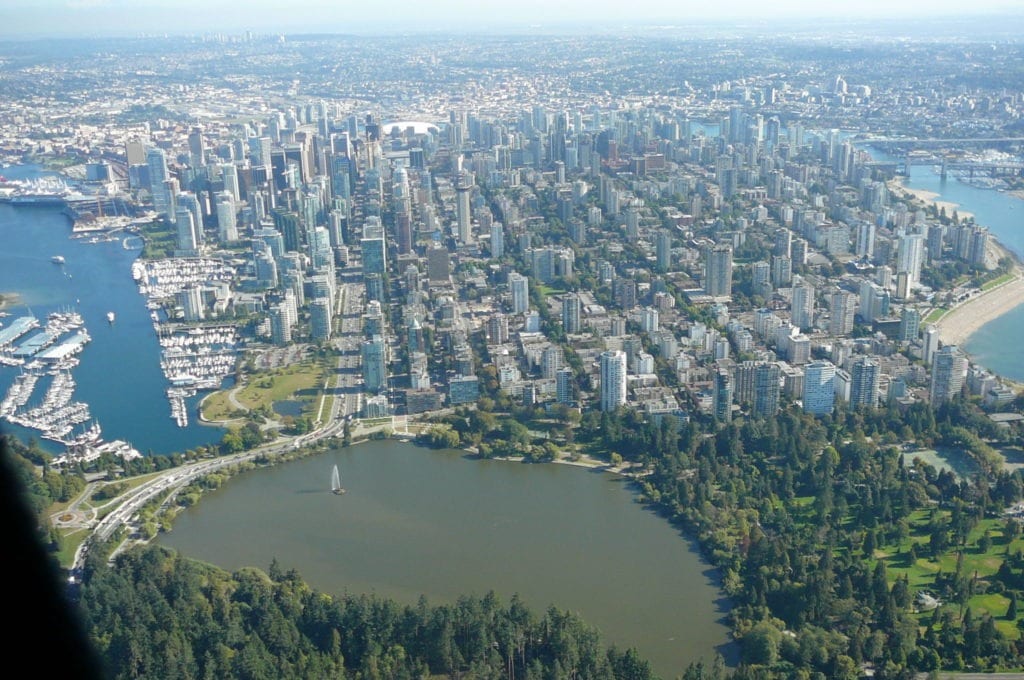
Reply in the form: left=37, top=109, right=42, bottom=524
left=742, top=622, right=782, bottom=666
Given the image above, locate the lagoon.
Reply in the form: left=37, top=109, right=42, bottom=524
left=159, top=439, right=735, bottom=678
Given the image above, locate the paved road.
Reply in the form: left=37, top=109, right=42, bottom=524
left=72, top=413, right=350, bottom=574
left=69, top=266, right=372, bottom=575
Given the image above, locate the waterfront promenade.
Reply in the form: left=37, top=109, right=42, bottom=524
left=935, top=266, right=1024, bottom=347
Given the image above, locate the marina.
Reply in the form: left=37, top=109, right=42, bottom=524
left=133, top=257, right=235, bottom=299
left=157, top=325, right=241, bottom=427
left=0, top=315, right=41, bottom=352
left=0, top=307, right=138, bottom=460
left=0, top=164, right=225, bottom=455
left=133, top=256, right=243, bottom=427
left=0, top=311, right=95, bottom=443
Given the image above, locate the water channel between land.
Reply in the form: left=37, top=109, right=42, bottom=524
left=158, top=439, right=736, bottom=678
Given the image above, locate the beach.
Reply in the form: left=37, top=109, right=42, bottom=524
left=934, top=250, right=1024, bottom=347
left=0, top=291, right=20, bottom=311
left=884, top=178, right=1024, bottom=354
left=887, top=179, right=975, bottom=221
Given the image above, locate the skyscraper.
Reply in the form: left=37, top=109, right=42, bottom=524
left=556, top=367, right=575, bottom=405
left=510, top=273, right=529, bottom=314
left=456, top=172, right=472, bottom=244
left=899, top=307, right=921, bottom=343
left=705, top=244, right=733, bottom=297
left=713, top=366, right=733, bottom=422
left=175, top=207, right=198, bottom=255
left=599, top=350, right=627, bottom=412
left=542, top=345, right=563, bottom=379
left=923, top=324, right=941, bottom=366
left=362, top=335, right=387, bottom=393
left=427, top=245, right=451, bottom=283
left=656, top=230, right=672, bottom=272
left=220, top=163, right=240, bottom=203
left=856, top=222, right=876, bottom=259
left=490, top=222, right=504, bottom=258
left=395, top=208, right=412, bottom=256
left=771, top=255, right=792, bottom=287
left=897, top=233, right=926, bottom=288
left=930, top=345, right=967, bottom=404
left=176, top=192, right=203, bottom=244
left=968, top=227, right=990, bottom=267
left=751, top=261, right=771, bottom=297
left=803, top=360, right=836, bottom=415
left=562, top=293, right=581, bottom=334
left=829, top=290, right=856, bottom=337
left=849, top=357, right=880, bottom=409
left=310, top=298, right=332, bottom=342
left=215, top=192, right=237, bottom=243
left=269, top=304, right=292, bottom=345
left=361, top=217, right=387, bottom=276
left=752, top=363, right=781, bottom=418
left=187, top=125, right=206, bottom=167
left=791, top=280, right=815, bottom=330
left=146, top=147, right=171, bottom=219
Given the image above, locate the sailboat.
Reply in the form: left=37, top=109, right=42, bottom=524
left=331, top=464, right=346, bottom=495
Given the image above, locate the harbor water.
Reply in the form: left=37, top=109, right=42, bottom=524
left=0, top=164, right=223, bottom=455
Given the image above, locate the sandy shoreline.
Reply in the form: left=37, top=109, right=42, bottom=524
left=886, top=179, right=975, bottom=221
left=885, top=178, right=1022, bottom=384
left=0, top=292, right=21, bottom=311
left=935, top=268, right=1024, bottom=347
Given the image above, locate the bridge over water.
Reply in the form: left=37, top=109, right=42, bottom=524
left=854, top=136, right=1024, bottom=148
left=856, top=136, right=1024, bottom=180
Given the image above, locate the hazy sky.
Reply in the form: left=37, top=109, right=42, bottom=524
left=3, top=0, right=1023, bottom=38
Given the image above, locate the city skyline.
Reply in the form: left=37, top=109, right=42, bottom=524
left=5, top=0, right=1024, bottom=39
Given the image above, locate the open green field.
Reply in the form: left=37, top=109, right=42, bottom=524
left=925, top=308, right=948, bottom=324
left=998, top=447, right=1024, bottom=473
left=200, top=390, right=246, bottom=422
left=537, top=282, right=568, bottom=296
left=57, top=528, right=90, bottom=568
left=139, top=221, right=178, bottom=259
left=902, top=448, right=980, bottom=480
left=982, top=273, right=1015, bottom=291
left=201, top=360, right=327, bottom=422
left=880, top=511, right=1024, bottom=639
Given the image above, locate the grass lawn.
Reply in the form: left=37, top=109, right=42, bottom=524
left=902, top=448, right=979, bottom=480
left=538, top=282, right=568, bottom=296
left=201, top=390, right=245, bottom=422
left=201, top=361, right=328, bottom=420
left=982, top=273, right=1014, bottom=291
left=57, top=528, right=90, bottom=569
left=998, top=447, right=1024, bottom=473
left=925, top=308, right=947, bottom=324
left=139, top=221, right=178, bottom=259
left=881, top=512, right=1024, bottom=639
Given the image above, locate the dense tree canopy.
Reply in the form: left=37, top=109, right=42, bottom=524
left=79, top=544, right=654, bottom=680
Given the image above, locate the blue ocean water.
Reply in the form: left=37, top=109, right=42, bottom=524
left=897, top=164, right=1024, bottom=382
left=0, top=165, right=223, bottom=455
left=861, top=148, right=1024, bottom=382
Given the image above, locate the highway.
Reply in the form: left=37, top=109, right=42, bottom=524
left=71, top=274, right=369, bottom=576
left=73, top=412, right=351, bottom=574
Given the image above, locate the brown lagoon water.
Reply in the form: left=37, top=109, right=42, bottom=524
left=159, top=439, right=734, bottom=677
